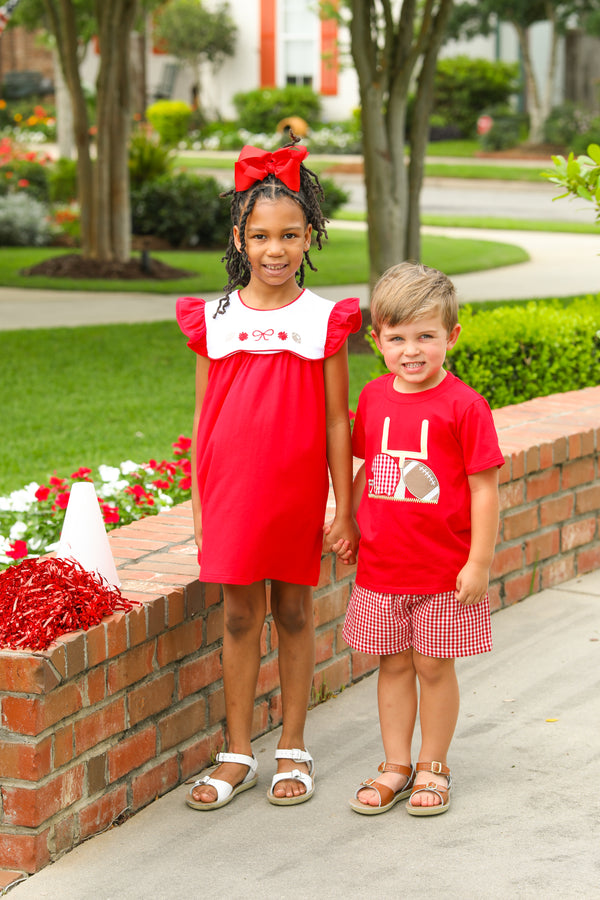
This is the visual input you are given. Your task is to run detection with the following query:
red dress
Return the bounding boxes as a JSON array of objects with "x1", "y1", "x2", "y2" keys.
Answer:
[{"x1": 176, "y1": 290, "x2": 361, "y2": 586}]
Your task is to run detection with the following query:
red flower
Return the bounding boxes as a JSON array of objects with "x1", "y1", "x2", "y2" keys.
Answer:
[
  {"x1": 7, "y1": 540, "x2": 28, "y2": 560},
  {"x1": 172, "y1": 435, "x2": 191, "y2": 456},
  {"x1": 153, "y1": 478, "x2": 171, "y2": 490},
  {"x1": 179, "y1": 476, "x2": 192, "y2": 490},
  {"x1": 55, "y1": 492, "x2": 71, "y2": 510},
  {"x1": 278, "y1": 331, "x2": 288, "y2": 340},
  {"x1": 125, "y1": 484, "x2": 154, "y2": 506},
  {"x1": 35, "y1": 485, "x2": 51, "y2": 501},
  {"x1": 50, "y1": 475, "x2": 67, "y2": 488},
  {"x1": 17, "y1": 178, "x2": 29, "y2": 188},
  {"x1": 239, "y1": 332, "x2": 248, "y2": 341},
  {"x1": 101, "y1": 504, "x2": 120, "y2": 524},
  {"x1": 71, "y1": 467, "x2": 92, "y2": 480}
]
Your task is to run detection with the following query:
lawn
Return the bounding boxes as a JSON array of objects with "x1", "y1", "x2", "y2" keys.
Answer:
[
  {"x1": 0, "y1": 322, "x2": 376, "y2": 495},
  {"x1": 0, "y1": 230, "x2": 528, "y2": 293}
]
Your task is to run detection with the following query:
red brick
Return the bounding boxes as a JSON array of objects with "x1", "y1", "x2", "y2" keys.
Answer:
[
  {"x1": 128, "y1": 605, "x2": 148, "y2": 647},
  {"x1": 208, "y1": 686, "x2": 225, "y2": 726},
  {"x1": 2, "y1": 683, "x2": 82, "y2": 736},
  {"x1": 0, "y1": 735, "x2": 52, "y2": 780},
  {"x1": 540, "y1": 494, "x2": 574, "y2": 527},
  {"x1": 0, "y1": 871, "x2": 27, "y2": 890},
  {"x1": 269, "y1": 691, "x2": 283, "y2": 727},
  {"x1": 78, "y1": 784, "x2": 128, "y2": 841},
  {"x1": 86, "y1": 665, "x2": 106, "y2": 705},
  {"x1": 131, "y1": 756, "x2": 179, "y2": 810},
  {"x1": 167, "y1": 589, "x2": 185, "y2": 627},
  {"x1": 510, "y1": 450, "x2": 525, "y2": 479},
  {"x1": 0, "y1": 829, "x2": 50, "y2": 874},
  {"x1": 74, "y1": 697, "x2": 126, "y2": 754},
  {"x1": 525, "y1": 529, "x2": 560, "y2": 565},
  {"x1": 488, "y1": 583, "x2": 502, "y2": 612},
  {"x1": 502, "y1": 507, "x2": 539, "y2": 541},
  {"x1": 315, "y1": 627, "x2": 335, "y2": 664},
  {"x1": 313, "y1": 656, "x2": 350, "y2": 694},
  {"x1": 575, "y1": 484, "x2": 600, "y2": 515},
  {"x1": 106, "y1": 641, "x2": 154, "y2": 694},
  {"x1": 541, "y1": 555, "x2": 575, "y2": 588},
  {"x1": 59, "y1": 630, "x2": 86, "y2": 677},
  {"x1": 87, "y1": 751, "x2": 107, "y2": 795},
  {"x1": 313, "y1": 585, "x2": 349, "y2": 626},
  {"x1": 490, "y1": 544, "x2": 523, "y2": 578},
  {"x1": 156, "y1": 619, "x2": 203, "y2": 666},
  {"x1": 499, "y1": 480, "x2": 525, "y2": 512},
  {"x1": 146, "y1": 595, "x2": 166, "y2": 638},
  {"x1": 158, "y1": 697, "x2": 206, "y2": 750},
  {"x1": 538, "y1": 442, "x2": 554, "y2": 469},
  {"x1": 577, "y1": 545, "x2": 600, "y2": 573},
  {"x1": 53, "y1": 723, "x2": 74, "y2": 768},
  {"x1": 43, "y1": 643, "x2": 66, "y2": 679},
  {"x1": 206, "y1": 606, "x2": 224, "y2": 644},
  {"x1": 202, "y1": 582, "x2": 222, "y2": 607},
  {"x1": 179, "y1": 729, "x2": 224, "y2": 782},
  {"x1": 256, "y1": 656, "x2": 280, "y2": 695},
  {"x1": 350, "y1": 650, "x2": 378, "y2": 679},
  {"x1": 317, "y1": 554, "x2": 332, "y2": 589},
  {"x1": 526, "y1": 468, "x2": 560, "y2": 502},
  {"x1": 503, "y1": 572, "x2": 538, "y2": 606},
  {"x1": 0, "y1": 653, "x2": 61, "y2": 694},
  {"x1": 563, "y1": 458, "x2": 595, "y2": 489},
  {"x1": 561, "y1": 517, "x2": 597, "y2": 551},
  {"x1": 85, "y1": 622, "x2": 107, "y2": 668},
  {"x1": 185, "y1": 578, "x2": 206, "y2": 616},
  {"x1": 107, "y1": 726, "x2": 156, "y2": 782},
  {"x1": 525, "y1": 446, "x2": 540, "y2": 474},
  {"x1": 251, "y1": 700, "x2": 269, "y2": 738},
  {"x1": 1, "y1": 764, "x2": 84, "y2": 828},
  {"x1": 52, "y1": 812, "x2": 78, "y2": 857},
  {"x1": 128, "y1": 672, "x2": 175, "y2": 725},
  {"x1": 105, "y1": 612, "x2": 128, "y2": 658},
  {"x1": 178, "y1": 649, "x2": 222, "y2": 700}
]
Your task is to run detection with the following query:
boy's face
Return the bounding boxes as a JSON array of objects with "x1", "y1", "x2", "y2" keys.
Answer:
[{"x1": 372, "y1": 313, "x2": 460, "y2": 393}]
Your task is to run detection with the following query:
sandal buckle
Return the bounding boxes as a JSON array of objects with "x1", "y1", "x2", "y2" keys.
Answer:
[{"x1": 431, "y1": 761, "x2": 443, "y2": 774}]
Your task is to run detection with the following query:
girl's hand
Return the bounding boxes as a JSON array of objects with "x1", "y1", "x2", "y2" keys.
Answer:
[
  {"x1": 455, "y1": 561, "x2": 489, "y2": 605},
  {"x1": 323, "y1": 515, "x2": 360, "y2": 565}
]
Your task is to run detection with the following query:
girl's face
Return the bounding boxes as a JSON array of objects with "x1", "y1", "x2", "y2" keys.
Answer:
[{"x1": 233, "y1": 196, "x2": 312, "y2": 300}]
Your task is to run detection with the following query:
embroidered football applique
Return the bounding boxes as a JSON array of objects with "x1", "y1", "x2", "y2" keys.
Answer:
[{"x1": 292, "y1": 332, "x2": 301, "y2": 343}]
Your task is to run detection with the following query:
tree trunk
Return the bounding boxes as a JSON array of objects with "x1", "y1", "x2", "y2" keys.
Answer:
[
  {"x1": 516, "y1": 24, "x2": 544, "y2": 145},
  {"x1": 52, "y1": 46, "x2": 73, "y2": 160}
]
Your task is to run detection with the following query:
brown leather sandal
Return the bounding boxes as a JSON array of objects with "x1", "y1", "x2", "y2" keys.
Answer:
[
  {"x1": 349, "y1": 762, "x2": 415, "y2": 815},
  {"x1": 406, "y1": 761, "x2": 452, "y2": 816}
]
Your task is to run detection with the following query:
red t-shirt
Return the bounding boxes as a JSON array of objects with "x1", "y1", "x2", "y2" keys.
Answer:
[{"x1": 352, "y1": 372, "x2": 505, "y2": 594}]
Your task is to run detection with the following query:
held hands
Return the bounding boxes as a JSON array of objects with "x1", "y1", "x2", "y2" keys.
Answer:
[
  {"x1": 323, "y1": 514, "x2": 360, "y2": 566},
  {"x1": 455, "y1": 560, "x2": 489, "y2": 606}
]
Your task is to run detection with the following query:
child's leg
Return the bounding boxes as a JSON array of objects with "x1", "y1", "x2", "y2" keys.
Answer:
[
  {"x1": 190, "y1": 581, "x2": 266, "y2": 804},
  {"x1": 355, "y1": 648, "x2": 417, "y2": 807},
  {"x1": 269, "y1": 580, "x2": 315, "y2": 799},
  {"x1": 411, "y1": 652, "x2": 459, "y2": 807}
]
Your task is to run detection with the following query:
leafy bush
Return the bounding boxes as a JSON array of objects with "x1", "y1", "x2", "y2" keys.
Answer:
[
  {"x1": 431, "y1": 57, "x2": 520, "y2": 138},
  {"x1": 0, "y1": 158, "x2": 49, "y2": 201},
  {"x1": 48, "y1": 157, "x2": 78, "y2": 203},
  {"x1": 131, "y1": 172, "x2": 230, "y2": 247},
  {"x1": 319, "y1": 177, "x2": 350, "y2": 219},
  {"x1": 368, "y1": 297, "x2": 600, "y2": 409},
  {"x1": 0, "y1": 193, "x2": 51, "y2": 246},
  {"x1": 233, "y1": 86, "x2": 322, "y2": 133},
  {"x1": 128, "y1": 131, "x2": 174, "y2": 189},
  {"x1": 543, "y1": 102, "x2": 595, "y2": 147},
  {"x1": 146, "y1": 100, "x2": 193, "y2": 146},
  {"x1": 478, "y1": 106, "x2": 526, "y2": 151}
]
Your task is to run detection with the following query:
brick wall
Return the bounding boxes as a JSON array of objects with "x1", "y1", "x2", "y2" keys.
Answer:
[
  {"x1": 0, "y1": 386, "x2": 598, "y2": 884},
  {"x1": 0, "y1": 29, "x2": 54, "y2": 81}
]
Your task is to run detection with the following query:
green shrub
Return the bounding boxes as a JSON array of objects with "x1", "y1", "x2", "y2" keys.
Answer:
[
  {"x1": 319, "y1": 177, "x2": 350, "y2": 219},
  {"x1": 543, "y1": 102, "x2": 595, "y2": 146},
  {"x1": 478, "y1": 106, "x2": 526, "y2": 151},
  {"x1": 368, "y1": 297, "x2": 600, "y2": 409},
  {"x1": 146, "y1": 100, "x2": 193, "y2": 146},
  {"x1": 128, "y1": 131, "x2": 174, "y2": 189},
  {"x1": 233, "y1": 86, "x2": 322, "y2": 133},
  {"x1": 131, "y1": 172, "x2": 230, "y2": 248},
  {"x1": 0, "y1": 193, "x2": 51, "y2": 246},
  {"x1": 572, "y1": 119, "x2": 600, "y2": 155},
  {"x1": 431, "y1": 57, "x2": 520, "y2": 138},
  {"x1": 48, "y1": 157, "x2": 78, "y2": 203},
  {"x1": 0, "y1": 159, "x2": 49, "y2": 202}
]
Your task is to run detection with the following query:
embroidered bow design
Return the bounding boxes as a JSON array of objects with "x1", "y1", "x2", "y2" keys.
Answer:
[
  {"x1": 252, "y1": 329, "x2": 275, "y2": 341},
  {"x1": 234, "y1": 145, "x2": 309, "y2": 192}
]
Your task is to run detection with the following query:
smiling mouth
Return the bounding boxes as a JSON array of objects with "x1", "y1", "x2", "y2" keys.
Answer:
[
  {"x1": 264, "y1": 263, "x2": 287, "y2": 271},
  {"x1": 403, "y1": 362, "x2": 424, "y2": 369}
]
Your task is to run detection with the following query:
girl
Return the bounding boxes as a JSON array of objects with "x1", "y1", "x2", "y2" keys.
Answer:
[{"x1": 176, "y1": 141, "x2": 361, "y2": 810}]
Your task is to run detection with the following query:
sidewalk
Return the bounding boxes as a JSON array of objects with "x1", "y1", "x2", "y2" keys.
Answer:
[
  {"x1": 9, "y1": 569, "x2": 600, "y2": 898},
  {"x1": 1, "y1": 228, "x2": 599, "y2": 331}
]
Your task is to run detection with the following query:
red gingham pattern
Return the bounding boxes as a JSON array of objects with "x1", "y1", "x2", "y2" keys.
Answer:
[
  {"x1": 371, "y1": 453, "x2": 400, "y2": 497},
  {"x1": 343, "y1": 584, "x2": 492, "y2": 658}
]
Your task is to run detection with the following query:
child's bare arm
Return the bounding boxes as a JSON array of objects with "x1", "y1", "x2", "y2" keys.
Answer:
[
  {"x1": 328, "y1": 464, "x2": 365, "y2": 562},
  {"x1": 322, "y1": 345, "x2": 360, "y2": 561},
  {"x1": 190, "y1": 356, "x2": 210, "y2": 550},
  {"x1": 455, "y1": 467, "x2": 500, "y2": 605}
]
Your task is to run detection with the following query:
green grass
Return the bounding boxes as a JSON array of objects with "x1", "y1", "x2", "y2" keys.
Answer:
[
  {"x1": 0, "y1": 231, "x2": 527, "y2": 293},
  {"x1": 0, "y1": 321, "x2": 375, "y2": 495},
  {"x1": 334, "y1": 210, "x2": 599, "y2": 234},
  {"x1": 424, "y1": 162, "x2": 543, "y2": 182}
]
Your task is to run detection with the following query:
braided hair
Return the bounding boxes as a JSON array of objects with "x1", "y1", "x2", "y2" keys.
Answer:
[{"x1": 214, "y1": 136, "x2": 328, "y2": 318}]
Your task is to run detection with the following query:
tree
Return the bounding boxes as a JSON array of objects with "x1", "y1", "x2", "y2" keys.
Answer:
[
  {"x1": 343, "y1": 0, "x2": 454, "y2": 283},
  {"x1": 153, "y1": 0, "x2": 236, "y2": 112},
  {"x1": 451, "y1": 1, "x2": 600, "y2": 146},
  {"x1": 12, "y1": 0, "x2": 161, "y2": 262}
]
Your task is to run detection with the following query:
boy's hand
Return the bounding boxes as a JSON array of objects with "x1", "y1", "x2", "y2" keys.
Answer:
[
  {"x1": 323, "y1": 515, "x2": 360, "y2": 565},
  {"x1": 455, "y1": 560, "x2": 489, "y2": 605}
]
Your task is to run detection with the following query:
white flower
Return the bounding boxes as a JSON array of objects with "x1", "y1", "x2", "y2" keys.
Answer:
[
  {"x1": 120, "y1": 460, "x2": 142, "y2": 475},
  {"x1": 98, "y1": 464, "x2": 121, "y2": 483},
  {"x1": 10, "y1": 521, "x2": 27, "y2": 540}
]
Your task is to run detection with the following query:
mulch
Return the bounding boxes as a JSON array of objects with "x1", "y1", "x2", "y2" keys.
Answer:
[{"x1": 20, "y1": 252, "x2": 192, "y2": 281}]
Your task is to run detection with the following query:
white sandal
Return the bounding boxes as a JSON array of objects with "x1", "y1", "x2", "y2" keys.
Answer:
[
  {"x1": 267, "y1": 748, "x2": 315, "y2": 806},
  {"x1": 186, "y1": 751, "x2": 258, "y2": 811}
]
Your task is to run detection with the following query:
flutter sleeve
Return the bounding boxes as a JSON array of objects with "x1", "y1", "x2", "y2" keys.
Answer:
[
  {"x1": 324, "y1": 296, "x2": 362, "y2": 358},
  {"x1": 176, "y1": 296, "x2": 208, "y2": 356}
]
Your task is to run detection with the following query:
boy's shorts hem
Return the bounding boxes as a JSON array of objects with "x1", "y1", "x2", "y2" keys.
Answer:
[{"x1": 342, "y1": 583, "x2": 493, "y2": 658}]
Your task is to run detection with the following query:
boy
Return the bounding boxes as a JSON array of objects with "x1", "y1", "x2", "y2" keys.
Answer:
[{"x1": 338, "y1": 262, "x2": 504, "y2": 816}]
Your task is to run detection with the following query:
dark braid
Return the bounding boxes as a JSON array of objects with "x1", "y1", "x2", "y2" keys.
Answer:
[{"x1": 219, "y1": 137, "x2": 329, "y2": 301}]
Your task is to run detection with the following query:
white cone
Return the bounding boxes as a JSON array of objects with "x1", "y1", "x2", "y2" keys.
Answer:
[{"x1": 56, "y1": 481, "x2": 121, "y2": 588}]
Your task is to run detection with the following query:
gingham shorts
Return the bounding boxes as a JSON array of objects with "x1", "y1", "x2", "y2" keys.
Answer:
[{"x1": 343, "y1": 584, "x2": 492, "y2": 658}]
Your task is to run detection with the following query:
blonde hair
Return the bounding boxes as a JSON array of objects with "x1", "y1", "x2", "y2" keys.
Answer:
[{"x1": 370, "y1": 262, "x2": 458, "y2": 335}]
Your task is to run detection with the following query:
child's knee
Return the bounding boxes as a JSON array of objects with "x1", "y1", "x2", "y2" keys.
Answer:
[
  {"x1": 413, "y1": 652, "x2": 455, "y2": 684},
  {"x1": 271, "y1": 586, "x2": 312, "y2": 634}
]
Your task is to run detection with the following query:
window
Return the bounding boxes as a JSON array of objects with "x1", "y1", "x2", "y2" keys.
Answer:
[{"x1": 280, "y1": 0, "x2": 317, "y2": 88}]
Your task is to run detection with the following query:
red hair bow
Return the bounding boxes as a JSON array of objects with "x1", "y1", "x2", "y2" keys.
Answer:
[{"x1": 234, "y1": 145, "x2": 309, "y2": 192}]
